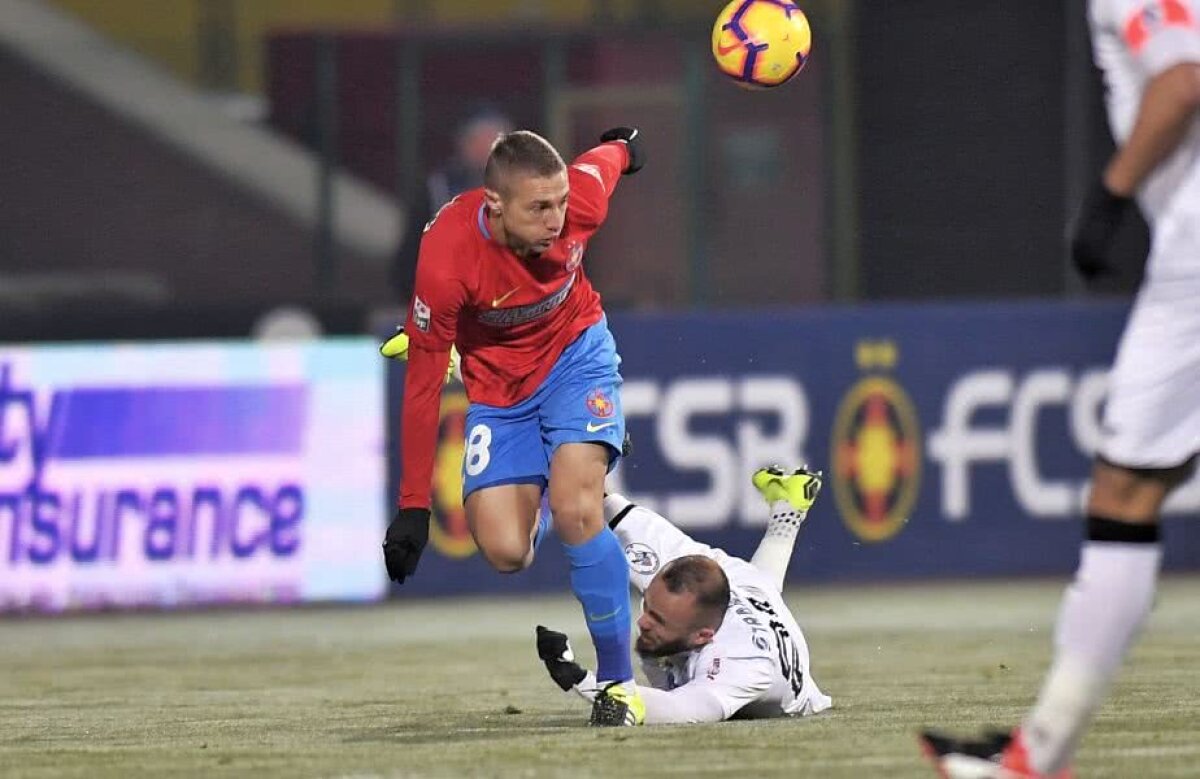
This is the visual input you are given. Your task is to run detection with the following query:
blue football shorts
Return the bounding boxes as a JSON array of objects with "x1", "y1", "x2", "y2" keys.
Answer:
[{"x1": 461, "y1": 318, "x2": 625, "y2": 498}]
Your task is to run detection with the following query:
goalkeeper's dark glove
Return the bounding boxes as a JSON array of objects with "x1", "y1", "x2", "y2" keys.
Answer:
[
  {"x1": 1069, "y1": 179, "x2": 1135, "y2": 281},
  {"x1": 536, "y1": 625, "x2": 588, "y2": 691},
  {"x1": 383, "y1": 507, "x2": 430, "y2": 584},
  {"x1": 599, "y1": 127, "x2": 644, "y2": 175}
]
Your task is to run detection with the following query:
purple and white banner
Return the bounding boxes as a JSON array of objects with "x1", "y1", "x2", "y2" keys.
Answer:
[{"x1": 0, "y1": 339, "x2": 386, "y2": 612}]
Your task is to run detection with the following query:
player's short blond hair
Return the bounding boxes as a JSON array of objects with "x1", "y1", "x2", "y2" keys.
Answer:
[{"x1": 484, "y1": 130, "x2": 566, "y2": 195}]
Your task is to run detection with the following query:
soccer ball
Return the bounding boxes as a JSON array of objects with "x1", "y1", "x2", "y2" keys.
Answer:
[{"x1": 711, "y1": 0, "x2": 812, "y2": 89}]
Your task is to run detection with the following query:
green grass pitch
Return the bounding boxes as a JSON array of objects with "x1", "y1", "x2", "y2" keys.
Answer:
[{"x1": 3, "y1": 578, "x2": 1199, "y2": 777}]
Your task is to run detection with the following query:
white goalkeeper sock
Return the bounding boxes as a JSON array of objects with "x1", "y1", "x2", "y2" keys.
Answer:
[
  {"x1": 751, "y1": 501, "x2": 808, "y2": 590},
  {"x1": 1024, "y1": 538, "x2": 1161, "y2": 773}
]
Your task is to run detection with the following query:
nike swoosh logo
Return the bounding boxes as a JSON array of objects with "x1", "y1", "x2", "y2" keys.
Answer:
[
  {"x1": 587, "y1": 608, "x2": 620, "y2": 622},
  {"x1": 716, "y1": 40, "x2": 741, "y2": 56},
  {"x1": 491, "y1": 286, "x2": 521, "y2": 308},
  {"x1": 586, "y1": 421, "x2": 616, "y2": 433}
]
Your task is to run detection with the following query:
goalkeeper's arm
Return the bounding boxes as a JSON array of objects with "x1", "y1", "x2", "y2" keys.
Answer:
[{"x1": 536, "y1": 626, "x2": 763, "y2": 725}]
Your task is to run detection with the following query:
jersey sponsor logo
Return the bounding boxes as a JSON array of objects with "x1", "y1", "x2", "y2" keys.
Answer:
[
  {"x1": 586, "y1": 388, "x2": 615, "y2": 418},
  {"x1": 413, "y1": 296, "x2": 432, "y2": 332},
  {"x1": 624, "y1": 542, "x2": 660, "y2": 575},
  {"x1": 566, "y1": 240, "x2": 584, "y2": 272},
  {"x1": 475, "y1": 273, "x2": 575, "y2": 327},
  {"x1": 1124, "y1": 0, "x2": 1195, "y2": 53},
  {"x1": 428, "y1": 391, "x2": 476, "y2": 559},
  {"x1": 586, "y1": 421, "x2": 616, "y2": 433},
  {"x1": 830, "y1": 340, "x2": 921, "y2": 543},
  {"x1": 491, "y1": 285, "x2": 521, "y2": 308}
]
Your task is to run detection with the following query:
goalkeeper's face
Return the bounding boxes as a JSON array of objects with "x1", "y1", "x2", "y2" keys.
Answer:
[
  {"x1": 486, "y1": 170, "x2": 569, "y2": 258},
  {"x1": 634, "y1": 578, "x2": 717, "y2": 658}
]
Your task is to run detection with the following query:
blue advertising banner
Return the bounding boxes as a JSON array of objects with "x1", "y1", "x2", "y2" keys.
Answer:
[
  {"x1": 1, "y1": 338, "x2": 387, "y2": 612},
  {"x1": 385, "y1": 300, "x2": 1200, "y2": 596}
]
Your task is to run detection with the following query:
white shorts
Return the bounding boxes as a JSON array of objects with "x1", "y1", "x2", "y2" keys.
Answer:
[{"x1": 1100, "y1": 276, "x2": 1200, "y2": 469}]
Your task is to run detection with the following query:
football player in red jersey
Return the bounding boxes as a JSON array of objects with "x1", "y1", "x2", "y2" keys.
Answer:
[{"x1": 383, "y1": 127, "x2": 647, "y2": 725}]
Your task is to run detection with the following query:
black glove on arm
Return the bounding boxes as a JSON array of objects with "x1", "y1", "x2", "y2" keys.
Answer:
[
  {"x1": 599, "y1": 127, "x2": 645, "y2": 175},
  {"x1": 383, "y1": 507, "x2": 430, "y2": 583},
  {"x1": 536, "y1": 625, "x2": 588, "y2": 691},
  {"x1": 1070, "y1": 179, "x2": 1135, "y2": 281}
]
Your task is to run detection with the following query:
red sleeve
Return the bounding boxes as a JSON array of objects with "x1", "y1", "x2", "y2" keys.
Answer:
[
  {"x1": 398, "y1": 222, "x2": 467, "y2": 508},
  {"x1": 568, "y1": 142, "x2": 630, "y2": 230},
  {"x1": 399, "y1": 344, "x2": 451, "y2": 508},
  {"x1": 405, "y1": 219, "x2": 466, "y2": 351}
]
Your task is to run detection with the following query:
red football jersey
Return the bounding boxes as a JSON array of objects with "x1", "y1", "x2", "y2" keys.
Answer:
[{"x1": 399, "y1": 141, "x2": 629, "y2": 508}]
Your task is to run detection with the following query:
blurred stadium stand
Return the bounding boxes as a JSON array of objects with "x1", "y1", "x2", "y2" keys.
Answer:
[
  {"x1": 0, "y1": 0, "x2": 1145, "y2": 339},
  {"x1": 0, "y1": 0, "x2": 398, "y2": 340}
]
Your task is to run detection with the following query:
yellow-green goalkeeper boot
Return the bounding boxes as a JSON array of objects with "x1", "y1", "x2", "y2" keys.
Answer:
[
  {"x1": 589, "y1": 682, "x2": 645, "y2": 727},
  {"x1": 750, "y1": 466, "x2": 823, "y2": 589},
  {"x1": 751, "y1": 465, "x2": 822, "y2": 512}
]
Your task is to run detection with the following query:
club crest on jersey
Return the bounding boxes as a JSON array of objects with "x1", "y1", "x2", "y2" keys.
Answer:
[
  {"x1": 706, "y1": 658, "x2": 722, "y2": 681},
  {"x1": 565, "y1": 240, "x2": 584, "y2": 272},
  {"x1": 624, "y1": 542, "x2": 660, "y2": 575},
  {"x1": 585, "y1": 388, "x2": 614, "y2": 418},
  {"x1": 413, "y1": 296, "x2": 431, "y2": 332}
]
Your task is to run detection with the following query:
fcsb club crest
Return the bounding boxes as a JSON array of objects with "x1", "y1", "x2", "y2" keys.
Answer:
[
  {"x1": 429, "y1": 391, "x2": 476, "y2": 558},
  {"x1": 585, "y1": 388, "x2": 614, "y2": 418},
  {"x1": 565, "y1": 240, "x2": 584, "y2": 272},
  {"x1": 830, "y1": 341, "x2": 922, "y2": 543}
]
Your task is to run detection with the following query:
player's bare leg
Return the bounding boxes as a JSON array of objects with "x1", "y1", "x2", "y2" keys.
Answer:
[
  {"x1": 1017, "y1": 458, "x2": 1192, "y2": 774},
  {"x1": 750, "y1": 466, "x2": 823, "y2": 591},
  {"x1": 465, "y1": 482, "x2": 542, "y2": 573},
  {"x1": 549, "y1": 442, "x2": 642, "y2": 725},
  {"x1": 548, "y1": 443, "x2": 608, "y2": 546}
]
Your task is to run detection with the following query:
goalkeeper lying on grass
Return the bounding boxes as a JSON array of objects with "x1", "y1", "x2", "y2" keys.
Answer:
[
  {"x1": 381, "y1": 333, "x2": 831, "y2": 725},
  {"x1": 536, "y1": 467, "x2": 833, "y2": 725}
]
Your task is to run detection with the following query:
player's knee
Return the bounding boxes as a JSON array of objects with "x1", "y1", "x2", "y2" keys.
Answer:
[
  {"x1": 1087, "y1": 458, "x2": 1190, "y2": 520},
  {"x1": 548, "y1": 493, "x2": 604, "y2": 543},
  {"x1": 477, "y1": 540, "x2": 533, "y2": 574}
]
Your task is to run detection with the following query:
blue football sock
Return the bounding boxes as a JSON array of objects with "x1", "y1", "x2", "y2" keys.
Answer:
[
  {"x1": 532, "y1": 495, "x2": 552, "y2": 553},
  {"x1": 562, "y1": 526, "x2": 633, "y2": 683}
]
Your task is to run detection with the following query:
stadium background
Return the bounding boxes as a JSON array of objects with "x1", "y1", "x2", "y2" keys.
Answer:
[{"x1": 2, "y1": 1, "x2": 1197, "y2": 777}]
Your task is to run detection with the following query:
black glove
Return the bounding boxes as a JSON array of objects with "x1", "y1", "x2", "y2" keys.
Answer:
[
  {"x1": 382, "y1": 507, "x2": 430, "y2": 583},
  {"x1": 1070, "y1": 180, "x2": 1135, "y2": 281},
  {"x1": 599, "y1": 127, "x2": 644, "y2": 175},
  {"x1": 536, "y1": 625, "x2": 588, "y2": 691}
]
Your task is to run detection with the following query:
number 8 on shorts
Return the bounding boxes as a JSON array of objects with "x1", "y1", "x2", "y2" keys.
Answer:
[{"x1": 464, "y1": 424, "x2": 492, "y2": 477}]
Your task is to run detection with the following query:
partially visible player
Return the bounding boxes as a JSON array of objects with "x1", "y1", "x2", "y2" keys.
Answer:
[
  {"x1": 536, "y1": 467, "x2": 833, "y2": 725},
  {"x1": 922, "y1": 1, "x2": 1200, "y2": 775},
  {"x1": 381, "y1": 126, "x2": 648, "y2": 726}
]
